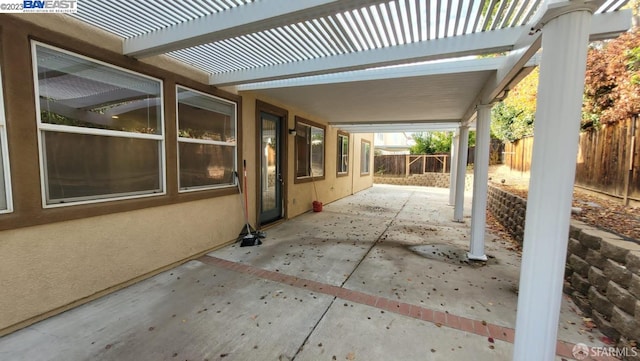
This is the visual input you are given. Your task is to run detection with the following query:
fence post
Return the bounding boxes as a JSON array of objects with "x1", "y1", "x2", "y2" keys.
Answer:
[
  {"x1": 624, "y1": 116, "x2": 637, "y2": 205},
  {"x1": 443, "y1": 155, "x2": 447, "y2": 173},
  {"x1": 405, "y1": 154, "x2": 410, "y2": 177},
  {"x1": 521, "y1": 138, "x2": 525, "y2": 175},
  {"x1": 510, "y1": 142, "x2": 515, "y2": 169}
]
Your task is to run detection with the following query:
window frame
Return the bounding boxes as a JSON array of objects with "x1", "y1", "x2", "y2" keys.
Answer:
[
  {"x1": 337, "y1": 131, "x2": 349, "y2": 177},
  {"x1": 360, "y1": 139, "x2": 371, "y2": 175},
  {"x1": 176, "y1": 85, "x2": 238, "y2": 193},
  {"x1": 0, "y1": 66, "x2": 12, "y2": 214},
  {"x1": 294, "y1": 116, "x2": 325, "y2": 183},
  {"x1": 32, "y1": 41, "x2": 166, "y2": 208}
]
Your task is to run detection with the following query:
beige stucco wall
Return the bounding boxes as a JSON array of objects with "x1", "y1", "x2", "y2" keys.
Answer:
[
  {"x1": 0, "y1": 196, "x2": 243, "y2": 334},
  {"x1": 0, "y1": 14, "x2": 373, "y2": 336},
  {"x1": 352, "y1": 134, "x2": 375, "y2": 194},
  {"x1": 0, "y1": 14, "x2": 242, "y2": 335},
  {"x1": 240, "y1": 92, "x2": 374, "y2": 220}
]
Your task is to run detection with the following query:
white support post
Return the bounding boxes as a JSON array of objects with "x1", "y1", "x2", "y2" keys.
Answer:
[
  {"x1": 469, "y1": 105, "x2": 491, "y2": 261},
  {"x1": 513, "y1": 8, "x2": 593, "y2": 361},
  {"x1": 453, "y1": 126, "x2": 469, "y2": 222},
  {"x1": 448, "y1": 130, "x2": 459, "y2": 206}
]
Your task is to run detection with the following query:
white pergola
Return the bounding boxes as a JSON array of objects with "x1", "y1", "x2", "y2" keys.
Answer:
[{"x1": 72, "y1": 1, "x2": 631, "y2": 359}]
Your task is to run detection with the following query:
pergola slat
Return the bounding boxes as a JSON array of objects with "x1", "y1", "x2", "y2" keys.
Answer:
[{"x1": 69, "y1": 0, "x2": 629, "y2": 83}]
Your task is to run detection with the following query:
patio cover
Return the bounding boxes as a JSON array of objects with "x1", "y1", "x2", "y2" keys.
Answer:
[
  {"x1": 71, "y1": 0, "x2": 630, "y2": 133},
  {"x1": 68, "y1": 1, "x2": 632, "y2": 360}
]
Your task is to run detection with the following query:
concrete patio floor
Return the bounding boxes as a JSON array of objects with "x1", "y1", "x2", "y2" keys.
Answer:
[{"x1": 0, "y1": 184, "x2": 615, "y2": 361}]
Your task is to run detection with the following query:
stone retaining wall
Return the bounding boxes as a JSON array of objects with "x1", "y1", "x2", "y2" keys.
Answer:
[
  {"x1": 487, "y1": 185, "x2": 640, "y2": 349},
  {"x1": 487, "y1": 185, "x2": 527, "y2": 244},
  {"x1": 374, "y1": 173, "x2": 473, "y2": 190},
  {"x1": 565, "y1": 222, "x2": 640, "y2": 347}
]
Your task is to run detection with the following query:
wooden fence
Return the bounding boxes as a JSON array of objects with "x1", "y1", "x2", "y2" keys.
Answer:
[
  {"x1": 374, "y1": 140, "x2": 504, "y2": 176},
  {"x1": 503, "y1": 136, "x2": 534, "y2": 172},
  {"x1": 575, "y1": 118, "x2": 639, "y2": 203},
  {"x1": 374, "y1": 154, "x2": 450, "y2": 176},
  {"x1": 504, "y1": 118, "x2": 639, "y2": 203}
]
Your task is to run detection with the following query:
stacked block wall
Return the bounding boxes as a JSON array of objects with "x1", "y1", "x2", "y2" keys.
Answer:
[
  {"x1": 374, "y1": 173, "x2": 473, "y2": 190},
  {"x1": 487, "y1": 185, "x2": 640, "y2": 350}
]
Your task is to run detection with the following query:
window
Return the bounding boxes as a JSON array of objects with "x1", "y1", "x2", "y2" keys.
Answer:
[
  {"x1": 177, "y1": 86, "x2": 236, "y2": 191},
  {"x1": 337, "y1": 132, "x2": 349, "y2": 176},
  {"x1": 361, "y1": 140, "x2": 371, "y2": 175},
  {"x1": 0, "y1": 67, "x2": 11, "y2": 214},
  {"x1": 33, "y1": 42, "x2": 164, "y2": 206},
  {"x1": 295, "y1": 117, "x2": 325, "y2": 181}
]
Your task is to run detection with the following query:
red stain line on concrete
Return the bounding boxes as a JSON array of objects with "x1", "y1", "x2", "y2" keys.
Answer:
[{"x1": 198, "y1": 255, "x2": 614, "y2": 361}]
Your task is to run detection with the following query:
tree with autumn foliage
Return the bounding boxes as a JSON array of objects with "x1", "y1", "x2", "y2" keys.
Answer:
[
  {"x1": 583, "y1": 29, "x2": 640, "y2": 129},
  {"x1": 492, "y1": 25, "x2": 640, "y2": 140},
  {"x1": 491, "y1": 68, "x2": 538, "y2": 142}
]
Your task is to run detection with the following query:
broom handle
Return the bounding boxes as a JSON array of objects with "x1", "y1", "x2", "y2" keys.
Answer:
[
  {"x1": 310, "y1": 168, "x2": 319, "y2": 201},
  {"x1": 243, "y1": 160, "x2": 252, "y2": 234}
]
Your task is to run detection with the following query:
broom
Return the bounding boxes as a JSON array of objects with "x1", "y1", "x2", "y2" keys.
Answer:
[
  {"x1": 235, "y1": 161, "x2": 263, "y2": 247},
  {"x1": 310, "y1": 168, "x2": 322, "y2": 212}
]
